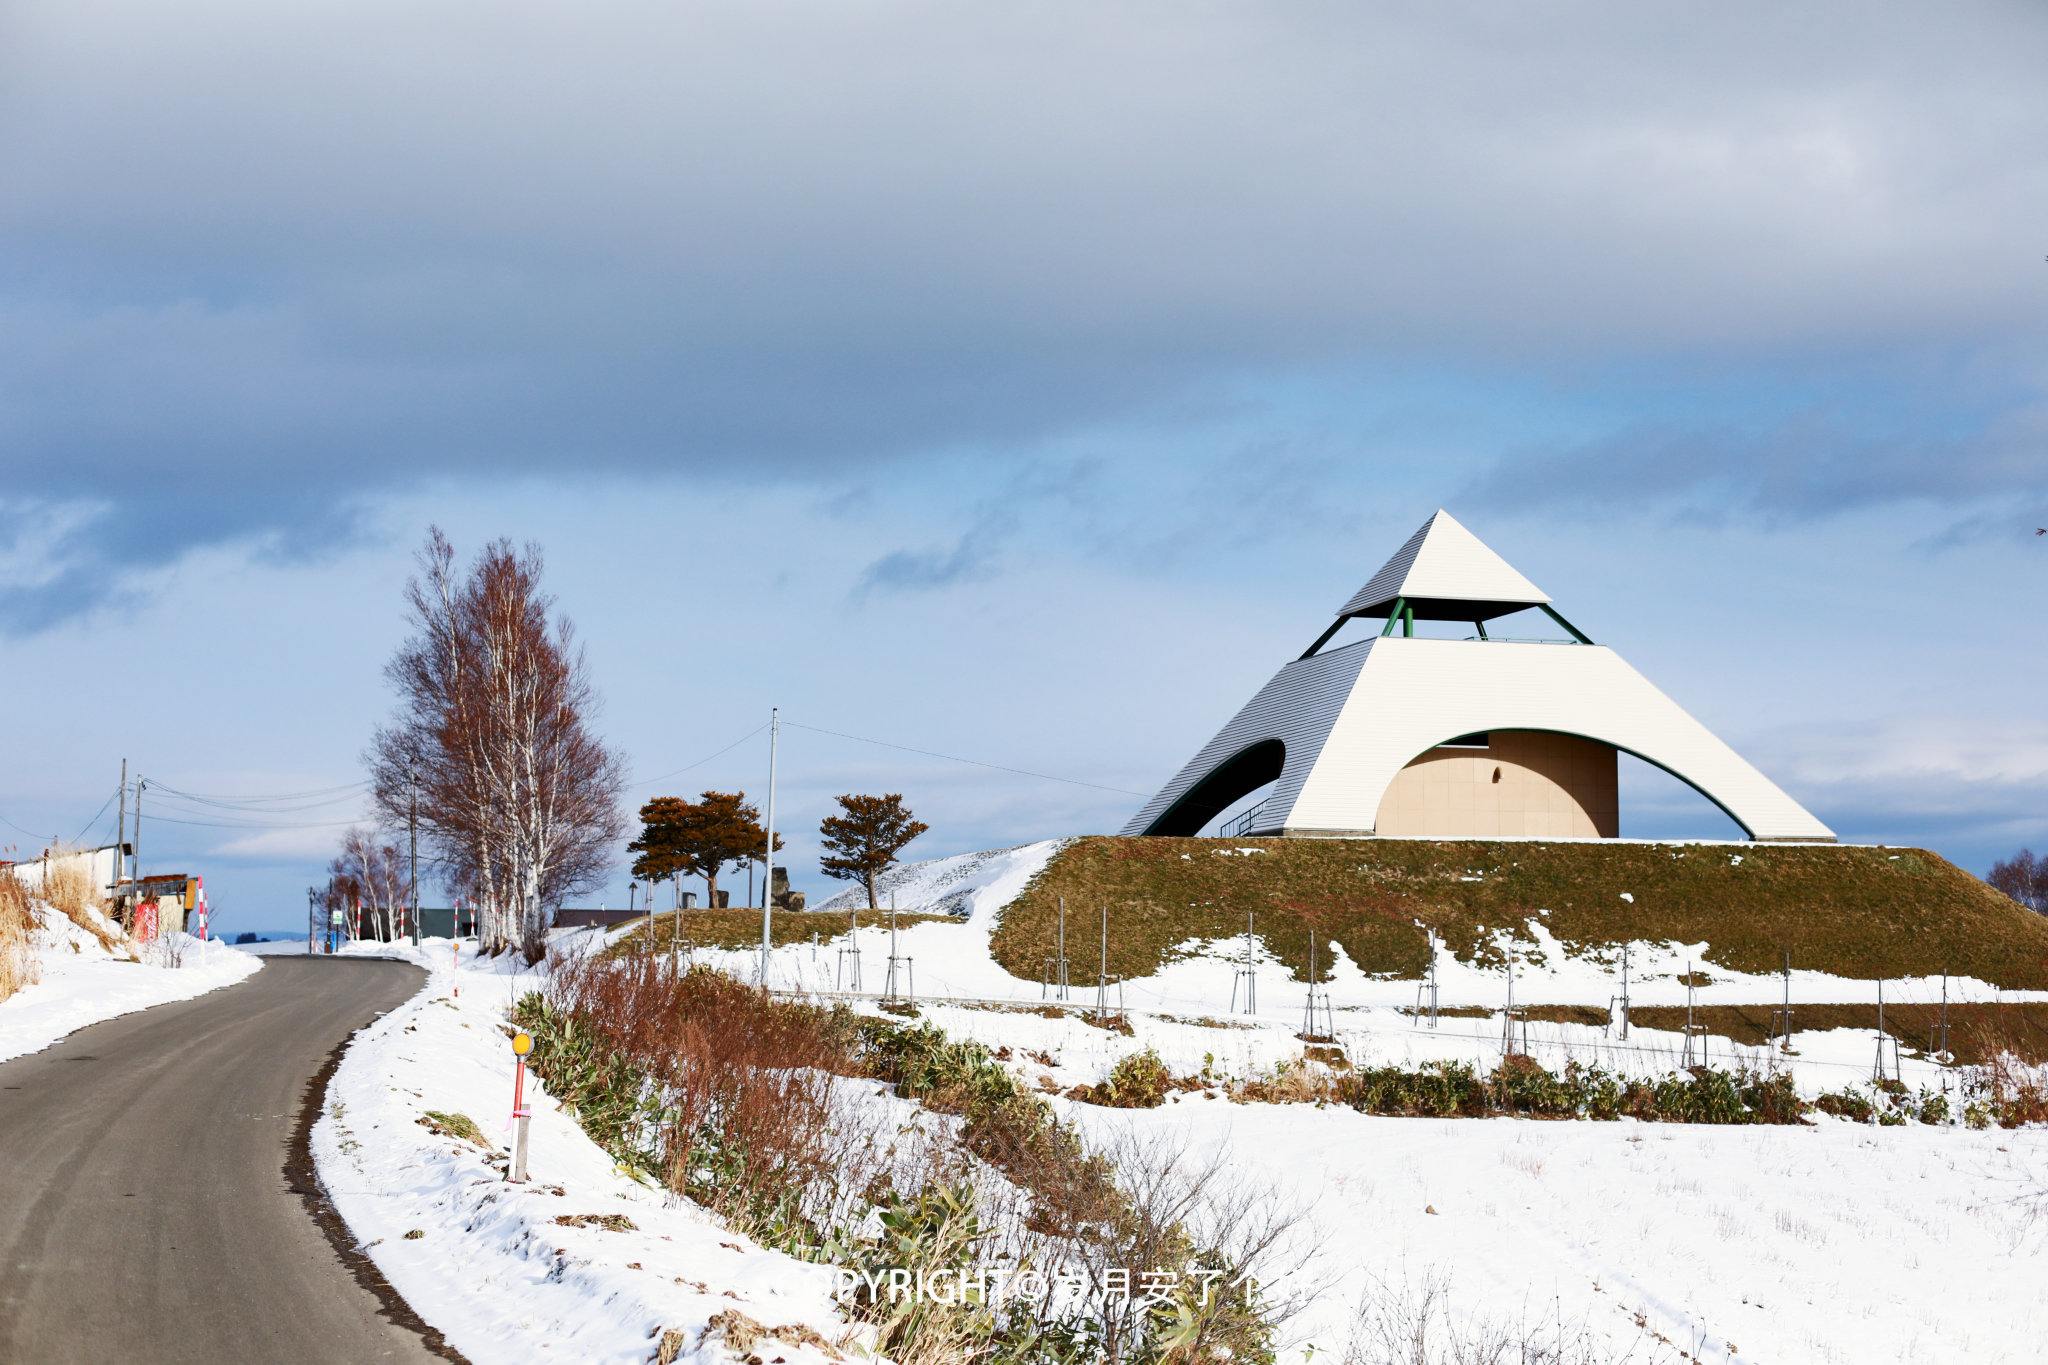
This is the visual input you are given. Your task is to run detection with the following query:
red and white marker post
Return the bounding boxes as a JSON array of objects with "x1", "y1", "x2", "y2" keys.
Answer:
[{"x1": 507, "y1": 1030, "x2": 533, "y2": 1182}]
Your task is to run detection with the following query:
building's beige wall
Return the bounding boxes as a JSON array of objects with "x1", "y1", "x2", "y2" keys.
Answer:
[{"x1": 1373, "y1": 730, "x2": 1618, "y2": 838}]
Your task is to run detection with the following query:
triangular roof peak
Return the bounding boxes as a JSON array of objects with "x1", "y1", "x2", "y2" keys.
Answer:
[{"x1": 1338, "y1": 510, "x2": 1551, "y2": 621}]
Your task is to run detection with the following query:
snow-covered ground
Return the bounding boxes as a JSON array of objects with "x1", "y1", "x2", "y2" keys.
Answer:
[
  {"x1": 312, "y1": 935, "x2": 875, "y2": 1365},
  {"x1": 304, "y1": 846, "x2": 2048, "y2": 1365},
  {"x1": 1063, "y1": 1095, "x2": 2048, "y2": 1364},
  {"x1": 0, "y1": 903, "x2": 260, "y2": 1064}
]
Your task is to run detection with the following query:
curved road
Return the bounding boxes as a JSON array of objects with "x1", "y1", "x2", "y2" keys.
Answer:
[{"x1": 0, "y1": 955, "x2": 448, "y2": 1364}]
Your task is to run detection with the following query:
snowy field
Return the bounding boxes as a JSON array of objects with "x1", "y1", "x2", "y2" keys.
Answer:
[
  {"x1": 1063, "y1": 1090, "x2": 2048, "y2": 1364},
  {"x1": 286, "y1": 843, "x2": 2048, "y2": 1365},
  {"x1": 0, "y1": 904, "x2": 260, "y2": 1064}
]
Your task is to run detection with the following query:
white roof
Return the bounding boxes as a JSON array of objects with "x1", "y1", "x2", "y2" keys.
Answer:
[
  {"x1": 1120, "y1": 636, "x2": 1836, "y2": 842},
  {"x1": 1338, "y1": 510, "x2": 1550, "y2": 617}
]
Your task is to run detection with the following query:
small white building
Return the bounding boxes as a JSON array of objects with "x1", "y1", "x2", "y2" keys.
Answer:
[{"x1": 1121, "y1": 510, "x2": 1834, "y2": 843}]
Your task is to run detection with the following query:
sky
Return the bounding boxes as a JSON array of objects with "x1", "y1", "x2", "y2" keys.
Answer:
[{"x1": 3, "y1": 0, "x2": 2046, "y2": 935}]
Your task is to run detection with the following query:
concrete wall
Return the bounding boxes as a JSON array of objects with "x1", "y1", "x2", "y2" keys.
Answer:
[
  {"x1": 1372, "y1": 730, "x2": 1618, "y2": 838},
  {"x1": 3, "y1": 845, "x2": 123, "y2": 898}
]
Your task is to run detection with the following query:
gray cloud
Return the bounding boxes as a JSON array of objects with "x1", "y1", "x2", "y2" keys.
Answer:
[
  {"x1": 854, "y1": 533, "x2": 1001, "y2": 596},
  {"x1": 1461, "y1": 367, "x2": 2048, "y2": 523},
  {"x1": 4, "y1": 0, "x2": 2047, "y2": 616}
]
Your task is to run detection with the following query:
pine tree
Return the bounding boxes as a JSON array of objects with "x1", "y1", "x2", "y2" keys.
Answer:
[
  {"x1": 630, "y1": 792, "x2": 781, "y2": 910},
  {"x1": 817, "y1": 794, "x2": 929, "y2": 910}
]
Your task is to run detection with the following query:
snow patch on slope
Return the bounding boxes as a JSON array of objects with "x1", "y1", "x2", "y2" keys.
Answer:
[{"x1": 809, "y1": 839, "x2": 1068, "y2": 924}]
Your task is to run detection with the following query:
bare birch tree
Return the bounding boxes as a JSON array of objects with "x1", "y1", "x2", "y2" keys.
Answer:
[
  {"x1": 328, "y1": 827, "x2": 409, "y2": 940},
  {"x1": 369, "y1": 528, "x2": 627, "y2": 961}
]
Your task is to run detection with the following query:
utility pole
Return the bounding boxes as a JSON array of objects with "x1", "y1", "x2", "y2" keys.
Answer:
[
  {"x1": 132, "y1": 779, "x2": 144, "y2": 885},
  {"x1": 760, "y1": 707, "x2": 778, "y2": 989},
  {"x1": 116, "y1": 759, "x2": 127, "y2": 889},
  {"x1": 408, "y1": 753, "x2": 421, "y2": 947}
]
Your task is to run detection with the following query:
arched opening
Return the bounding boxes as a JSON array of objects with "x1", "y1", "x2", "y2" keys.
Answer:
[
  {"x1": 1374, "y1": 727, "x2": 1758, "y2": 840},
  {"x1": 1617, "y1": 751, "x2": 1747, "y2": 840},
  {"x1": 1140, "y1": 739, "x2": 1286, "y2": 836}
]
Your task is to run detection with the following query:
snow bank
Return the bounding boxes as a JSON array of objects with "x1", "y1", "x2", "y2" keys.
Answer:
[
  {"x1": 312, "y1": 936, "x2": 872, "y2": 1365},
  {"x1": 0, "y1": 904, "x2": 261, "y2": 1064}
]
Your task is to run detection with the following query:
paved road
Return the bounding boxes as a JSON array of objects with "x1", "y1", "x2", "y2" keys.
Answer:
[{"x1": 0, "y1": 955, "x2": 449, "y2": 1364}]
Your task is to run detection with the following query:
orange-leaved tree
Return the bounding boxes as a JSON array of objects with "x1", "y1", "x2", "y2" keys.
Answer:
[
  {"x1": 630, "y1": 792, "x2": 781, "y2": 910},
  {"x1": 817, "y1": 794, "x2": 929, "y2": 911}
]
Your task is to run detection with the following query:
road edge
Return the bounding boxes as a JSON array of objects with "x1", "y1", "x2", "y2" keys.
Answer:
[{"x1": 282, "y1": 962, "x2": 473, "y2": 1365}]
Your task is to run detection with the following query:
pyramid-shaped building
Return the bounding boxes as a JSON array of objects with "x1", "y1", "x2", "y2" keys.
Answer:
[{"x1": 1121, "y1": 511, "x2": 1833, "y2": 842}]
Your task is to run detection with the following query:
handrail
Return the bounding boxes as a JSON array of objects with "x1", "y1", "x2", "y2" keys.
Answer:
[
  {"x1": 1460, "y1": 636, "x2": 1578, "y2": 644},
  {"x1": 1219, "y1": 799, "x2": 1270, "y2": 838}
]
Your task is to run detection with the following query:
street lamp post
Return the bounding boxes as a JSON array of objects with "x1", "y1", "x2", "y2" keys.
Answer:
[{"x1": 408, "y1": 755, "x2": 421, "y2": 947}]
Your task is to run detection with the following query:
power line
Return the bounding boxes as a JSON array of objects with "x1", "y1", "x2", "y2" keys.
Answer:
[
  {"x1": 134, "y1": 812, "x2": 366, "y2": 831},
  {"x1": 71, "y1": 789, "x2": 119, "y2": 845},
  {"x1": 780, "y1": 720, "x2": 1146, "y2": 797},
  {"x1": 147, "y1": 779, "x2": 370, "y2": 801},
  {"x1": 630, "y1": 724, "x2": 768, "y2": 790},
  {"x1": 0, "y1": 809, "x2": 56, "y2": 843},
  {"x1": 147, "y1": 781, "x2": 372, "y2": 813}
]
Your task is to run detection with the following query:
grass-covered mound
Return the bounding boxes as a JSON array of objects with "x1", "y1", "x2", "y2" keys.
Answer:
[
  {"x1": 989, "y1": 836, "x2": 2048, "y2": 990},
  {"x1": 607, "y1": 906, "x2": 956, "y2": 954}
]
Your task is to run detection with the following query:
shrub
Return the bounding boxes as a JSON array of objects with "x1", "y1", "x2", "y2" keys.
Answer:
[
  {"x1": 861, "y1": 1019, "x2": 1026, "y2": 1117},
  {"x1": 1334, "y1": 1057, "x2": 1809, "y2": 1126},
  {"x1": 521, "y1": 952, "x2": 1306, "y2": 1365},
  {"x1": 1811, "y1": 1082, "x2": 1967, "y2": 1127},
  {"x1": 1066, "y1": 1049, "x2": 1173, "y2": 1109},
  {"x1": 1343, "y1": 1061, "x2": 1487, "y2": 1117},
  {"x1": 1961, "y1": 1053, "x2": 2048, "y2": 1128}
]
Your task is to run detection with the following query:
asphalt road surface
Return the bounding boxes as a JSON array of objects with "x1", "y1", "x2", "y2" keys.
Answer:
[{"x1": 0, "y1": 954, "x2": 450, "y2": 1364}]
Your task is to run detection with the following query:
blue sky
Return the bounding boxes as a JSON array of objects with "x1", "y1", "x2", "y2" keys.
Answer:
[{"x1": 3, "y1": 0, "x2": 2046, "y2": 933}]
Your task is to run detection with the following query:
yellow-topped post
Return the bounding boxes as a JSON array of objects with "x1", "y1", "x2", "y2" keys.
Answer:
[{"x1": 509, "y1": 1031, "x2": 533, "y2": 1182}]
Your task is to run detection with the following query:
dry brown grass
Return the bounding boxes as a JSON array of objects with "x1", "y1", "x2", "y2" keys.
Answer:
[
  {"x1": 41, "y1": 852, "x2": 127, "y2": 955},
  {"x1": 992, "y1": 836, "x2": 2048, "y2": 989},
  {"x1": 0, "y1": 872, "x2": 41, "y2": 1003},
  {"x1": 527, "y1": 949, "x2": 928, "y2": 1242}
]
